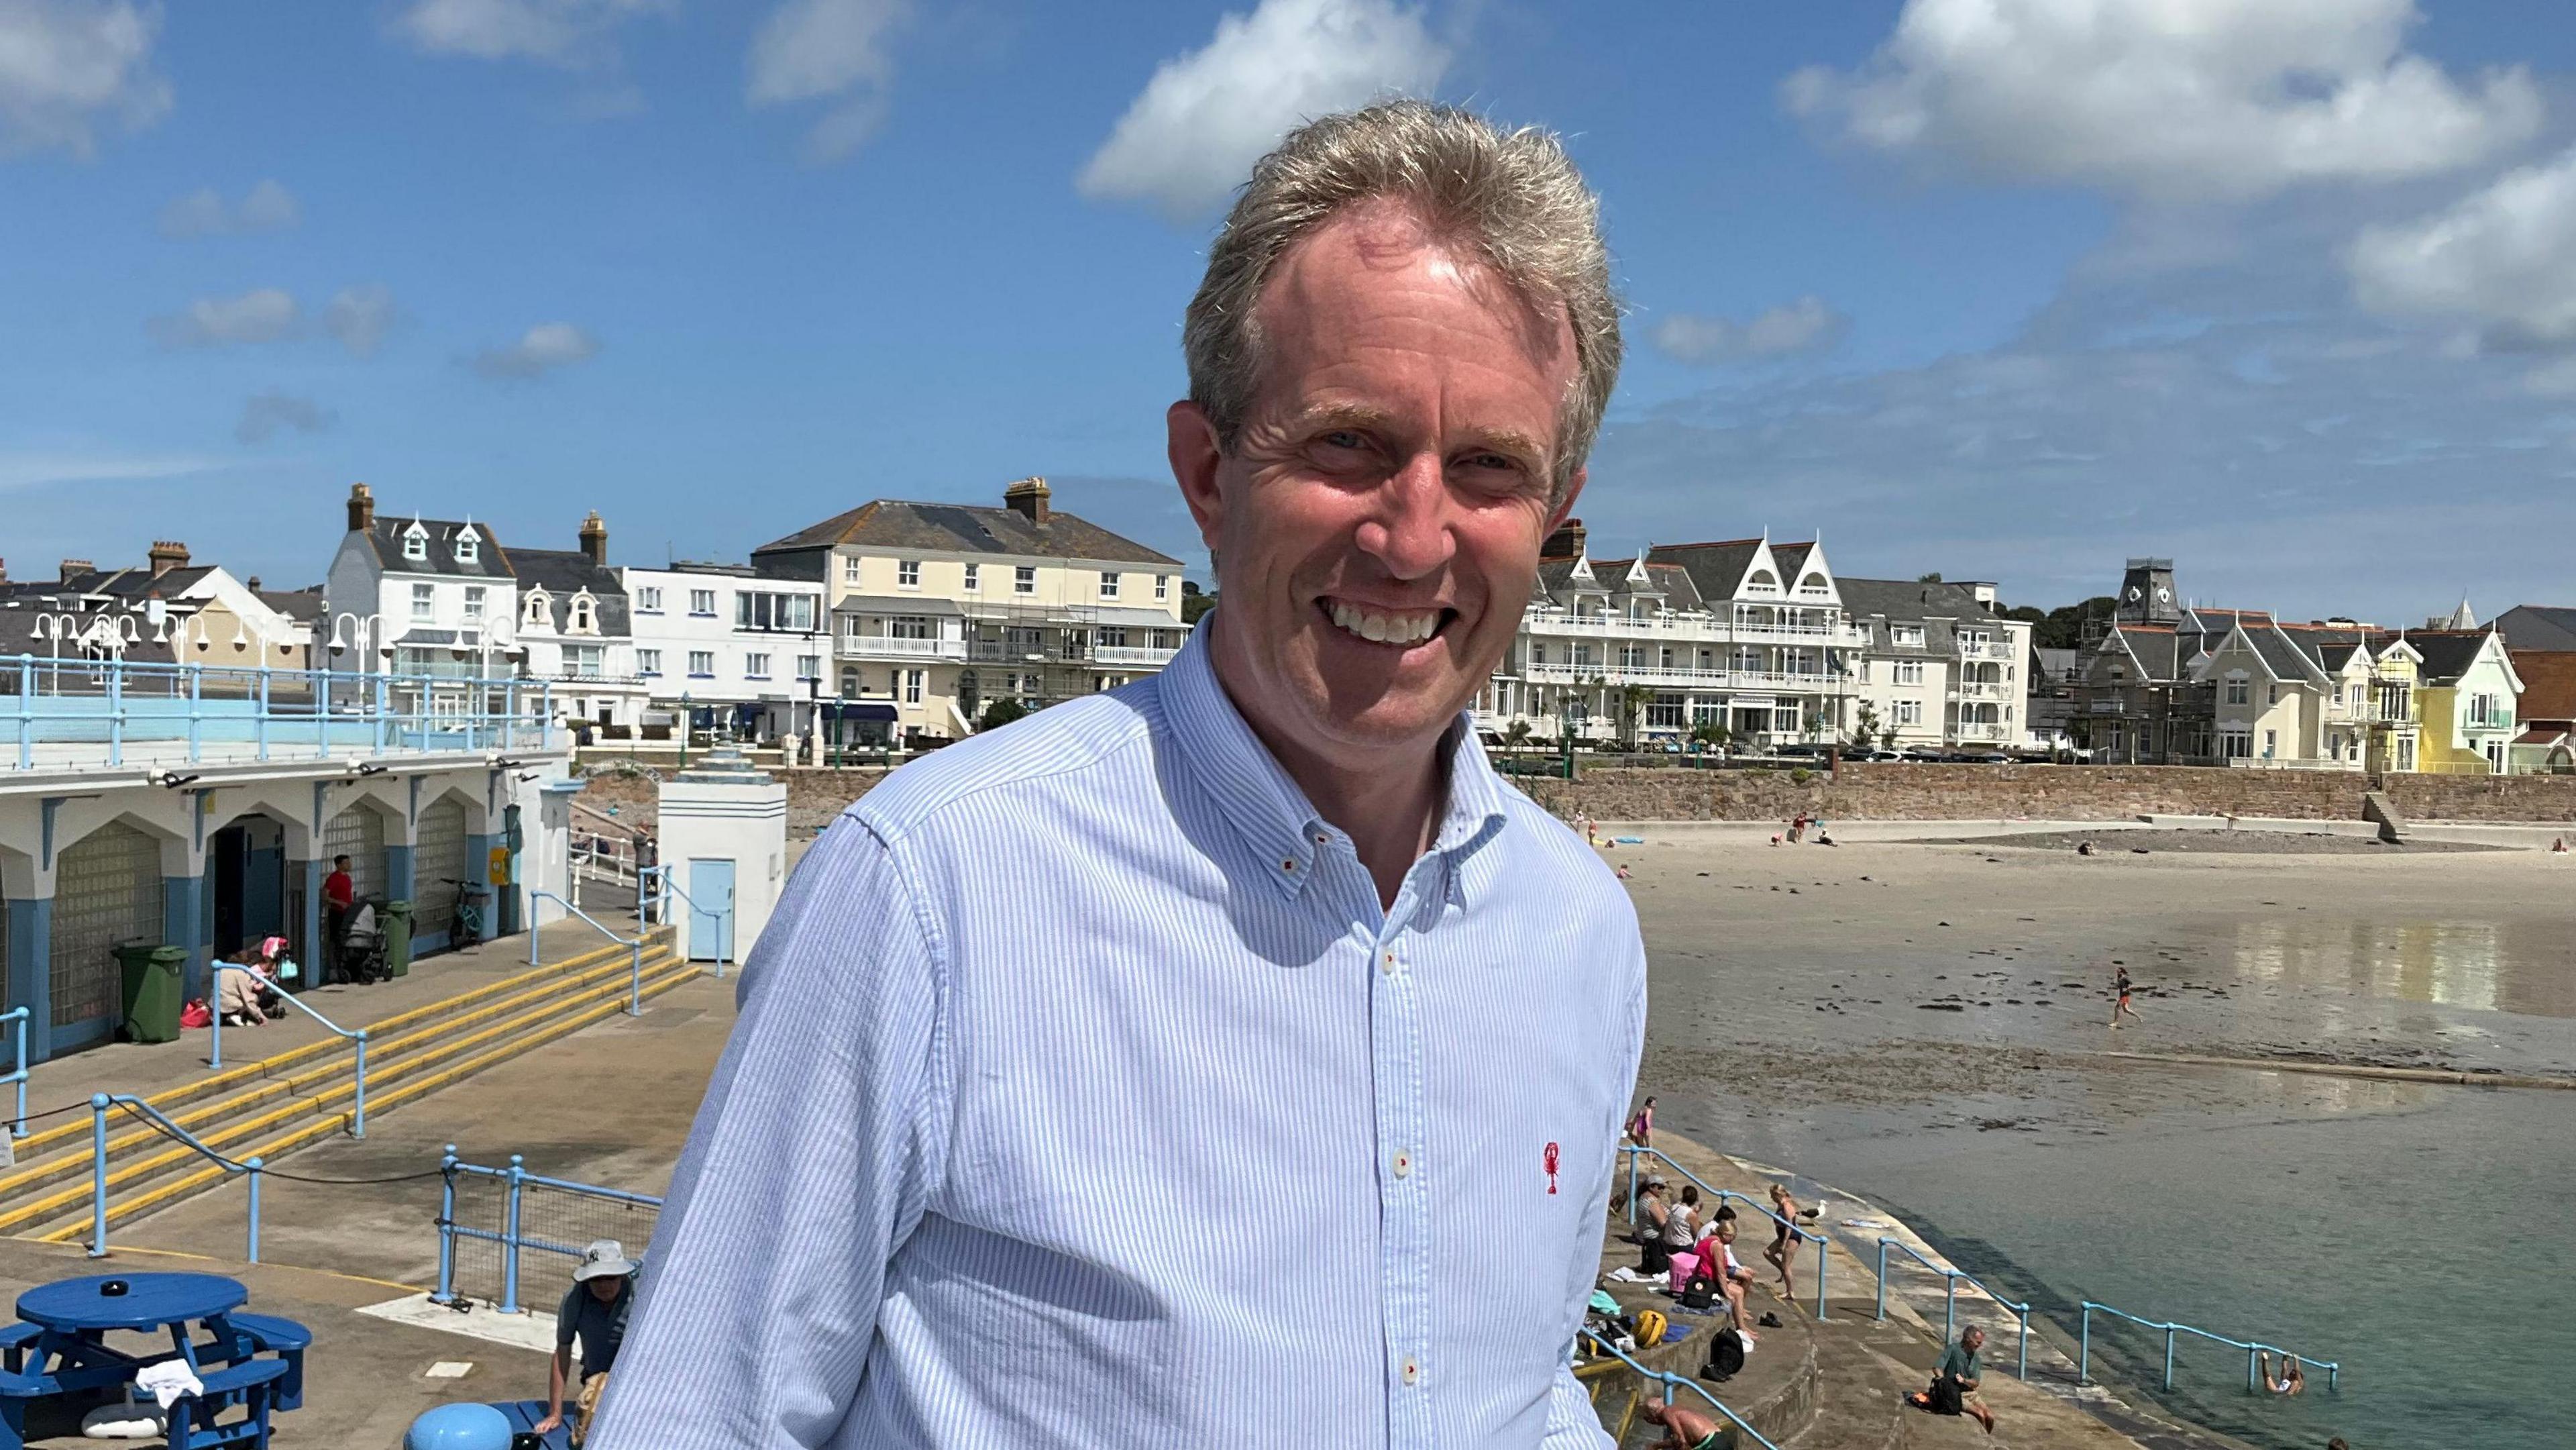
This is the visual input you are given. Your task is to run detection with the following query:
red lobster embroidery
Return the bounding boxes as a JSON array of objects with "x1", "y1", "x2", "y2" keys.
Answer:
[{"x1": 1544, "y1": 1141, "x2": 1560, "y2": 1195}]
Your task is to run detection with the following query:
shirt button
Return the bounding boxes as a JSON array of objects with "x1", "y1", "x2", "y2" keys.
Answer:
[
  {"x1": 1401, "y1": 1357, "x2": 1421, "y2": 1386},
  {"x1": 1393, "y1": 1150, "x2": 1413, "y2": 1178},
  {"x1": 1281, "y1": 858, "x2": 1295, "y2": 872},
  {"x1": 1380, "y1": 949, "x2": 1399, "y2": 975}
]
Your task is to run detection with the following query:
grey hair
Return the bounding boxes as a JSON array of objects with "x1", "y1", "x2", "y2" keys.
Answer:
[{"x1": 1183, "y1": 99, "x2": 1623, "y2": 502}]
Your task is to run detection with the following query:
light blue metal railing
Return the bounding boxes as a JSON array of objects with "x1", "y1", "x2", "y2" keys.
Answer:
[
  {"x1": 640, "y1": 864, "x2": 733, "y2": 978},
  {"x1": 0, "y1": 1006, "x2": 28, "y2": 1137},
  {"x1": 85, "y1": 1094, "x2": 267, "y2": 1263},
  {"x1": 433, "y1": 1148, "x2": 663, "y2": 1315},
  {"x1": 1874, "y1": 1237, "x2": 2031, "y2": 1380},
  {"x1": 2079, "y1": 1300, "x2": 2341, "y2": 1394},
  {"x1": 1577, "y1": 1326, "x2": 1782, "y2": 1450},
  {"x1": 1621, "y1": 1145, "x2": 1830, "y2": 1320},
  {"x1": 208, "y1": 982, "x2": 370, "y2": 1136},
  {"x1": 526, "y1": 890, "x2": 649, "y2": 1016},
  {"x1": 7, "y1": 652, "x2": 559, "y2": 771}
]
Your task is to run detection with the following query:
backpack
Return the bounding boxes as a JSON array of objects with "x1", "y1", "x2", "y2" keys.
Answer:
[
  {"x1": 1633, "y1": 1310, "x2": 1668, "y2": 1347},
  {"x1": 180, "y1": 1000, "x2": 212, "y2": 1031},
  {"x1": 1701, "y1": 1329, "x2": 1746, "y2": 1382}
]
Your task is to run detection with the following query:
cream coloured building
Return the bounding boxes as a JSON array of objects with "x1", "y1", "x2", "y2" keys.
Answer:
[{"x1": 751, "y1": 478, "x2": 1189, "y2": 746}]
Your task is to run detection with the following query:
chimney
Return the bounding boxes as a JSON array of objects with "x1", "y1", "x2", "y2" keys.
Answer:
[
  {"x1": 580, "y1": 510, "x2": 609, "y2": 567},
  {"x1": 1541, "y1": 518, "x2": 1587, "y2": 560},
  {"x1": 347, "y1": 482, "x2": 376, "y2": 534},
  {"x1": 148, "y1": 540, "x2": 190, "y2": 577},
  {"x1": 1004, "y1": 476, "x2": 1051, "y2": 525},
  {"x1": 0, "y1": 560, "x2": 7, "y2": 584},
  {"x1": 60, "y1": 559, "x2": 91, "y2": 584},
  {"x1": 246, "y1": 576, "x2": 262, "y2": 592}
]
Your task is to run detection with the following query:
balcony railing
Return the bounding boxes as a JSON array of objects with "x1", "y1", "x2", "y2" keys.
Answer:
[
  {"x1": 1521, "y1": 661, "x2": 1845, "y2": 691},
  {"x1": 1957, "y1": 641, "x2": 2017, "y2": 661},
  {"x1": 5, "y1": 653, "x2": 561, "y2": 771},
  {"x1": 1091, "y1": 645, "x2": 1179, "y2": 669},
  {"x1": 840, "y1": 635, "x2": 967, "y2": 662},
  {"x1": 1949, "y1": 681, "x2": 2012, "y2": 699},
  {"x1": 1949, "y1": 722, "x2": 2013, "y2": 742},
  {"x1": 1522, "y1": 611, "x2": 1870, "y2": 648},
  {"x1": 2086, "y1": 698, "x2": 2127, "y2": 715}
]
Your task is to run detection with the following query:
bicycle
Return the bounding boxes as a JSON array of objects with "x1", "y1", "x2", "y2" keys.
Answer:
[{"x1": 441, "y1": 878, "x2": 487, "y2": 945}]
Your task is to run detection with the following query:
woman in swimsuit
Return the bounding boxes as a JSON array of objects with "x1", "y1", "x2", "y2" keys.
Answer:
[
  {"x1": 1762, "y1": 1182, "x2": 1802, "y2": 1300},
  {"x1": 2257, "y1": 1351, "x2": 2304, "y2": 1396}
]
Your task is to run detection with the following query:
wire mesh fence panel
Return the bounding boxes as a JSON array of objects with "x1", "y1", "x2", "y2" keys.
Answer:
[{"x1": 442, "y1": 1169, "x2": 661, "y2": 1313}]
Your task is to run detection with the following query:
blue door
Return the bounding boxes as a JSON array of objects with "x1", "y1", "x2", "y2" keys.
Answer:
[{"x1": 687, "y1": 858, "x2": 735, "y2": 964}]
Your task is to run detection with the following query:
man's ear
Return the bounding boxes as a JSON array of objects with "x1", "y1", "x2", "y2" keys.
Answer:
[
  {"x1": 1546, "y1": 466, "x2": 1589, "y2": 536},
  {"x1": 1168, "y1": 401, "x2": 1227, "y2": 556}
]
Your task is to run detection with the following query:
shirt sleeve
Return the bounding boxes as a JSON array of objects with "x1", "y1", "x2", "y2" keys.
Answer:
[
  {"x1": 584, "y1": 815, "x2": 951, "y2": 1450},
  {"x1": 1539, "y1": 1360, "x2": 1614, "y2": 1448},
  {"x1": 555, "y1": 1289, "x2": 578, "y2": 1350}
]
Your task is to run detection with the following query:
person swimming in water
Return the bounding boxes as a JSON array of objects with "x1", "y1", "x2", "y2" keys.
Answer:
[{"x1": 2257, "y1": 1350, "x2": 2305, "y2": 1396}]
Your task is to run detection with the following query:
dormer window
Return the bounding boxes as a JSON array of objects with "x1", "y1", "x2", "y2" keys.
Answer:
[
  {"x1": 401, "y1": 522, "x2": 429, "y2": 562},
  {"x1": 568, "y1": 592, "x2": 598, "y2": 635},
  {"x1": 521, "y1": 588, "x2": 551, "y2": 631},
  {"x1": 453, "y1": 527, "x2": 480, "y2": 566}
]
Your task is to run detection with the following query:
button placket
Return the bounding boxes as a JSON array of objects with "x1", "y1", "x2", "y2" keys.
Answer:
[{"x1": 1369, "y1": 886, "x2": 1435, "y2": 1446}]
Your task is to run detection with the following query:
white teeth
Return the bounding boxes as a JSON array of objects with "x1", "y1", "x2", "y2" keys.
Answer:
[{"x1": 1328, "y1": 601, "x2": 1440, "y2": 645}]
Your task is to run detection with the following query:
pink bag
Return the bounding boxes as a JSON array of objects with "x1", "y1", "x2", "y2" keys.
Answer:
[{"x1": 1666, "y1": 1251, "x2": 1701, "y2": 1296}]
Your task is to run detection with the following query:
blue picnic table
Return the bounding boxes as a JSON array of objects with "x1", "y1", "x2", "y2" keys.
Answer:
[{"x1": 0, "y1": 1273, "x2": 307, "y2": 1449}]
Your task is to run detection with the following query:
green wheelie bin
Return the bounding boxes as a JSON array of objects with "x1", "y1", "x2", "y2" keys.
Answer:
[
  {"x1": 116, "y1": 943, "x2": 189, "y2": 1043},
  {"x1": 382, "y1": 900, "x2": 415, "y2": 978}
]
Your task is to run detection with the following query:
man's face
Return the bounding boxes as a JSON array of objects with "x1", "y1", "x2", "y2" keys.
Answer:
[
  {"x1": 1172, "y1": 199, "x2": 1585, "y2": 768},
  {"x1": 589, "y1": 1276, "x2": 623, "y2": 1302},
  {"x1": 1964, "y1": 1330, "x2": 1983, "y2": 1351}
]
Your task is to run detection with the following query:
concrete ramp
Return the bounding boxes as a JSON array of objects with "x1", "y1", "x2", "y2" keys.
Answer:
[{"x1": 2361, "y1": 790, "x2": 2408, "y2": 844}]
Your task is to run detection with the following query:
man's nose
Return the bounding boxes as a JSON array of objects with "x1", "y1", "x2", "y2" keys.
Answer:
[{"x1": 1352, "y1": 452, "x2": 1456, "y2": 580}]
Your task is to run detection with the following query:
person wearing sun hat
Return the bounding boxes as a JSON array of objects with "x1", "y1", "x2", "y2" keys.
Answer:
[{"x1": 536, "y1": 1239, "x2": 637, "y2": 1445}]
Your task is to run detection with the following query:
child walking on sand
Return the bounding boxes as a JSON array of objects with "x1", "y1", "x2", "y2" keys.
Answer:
[{"x1": 2108, "y1": 964, "x2": 2141, "y2": 1028}]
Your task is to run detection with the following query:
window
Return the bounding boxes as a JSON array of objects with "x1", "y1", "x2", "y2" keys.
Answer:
[
  {"x1": 898, "y1": 560, "x2": 921, "y2": 589},
  {"x1": 1854, "y1": 660, "x2": 1870, "y2": 684},
  {"x1": 568, "y1": 594, "x2": 598, "y2": 634},
  {"x1": 1155, "y1": 575, "x2": 1171, "y2": 601},
  {"x1": 463, "y1": 586, "x2": 485, "y2": 621},
  {"x1": 2267, "y1": 682, "x2": 2279, "y2": 707},
  {"x1": 688, "y1": 588, "x2": 716, "y2": 617},
  {"x1": 1099, "y1": 571, "x2": 1120, "y2": 599},
  {"x1": 888, "y1": 616, "x2": 934, "y2": 640},
  {"x1": 735, "y1": 592, "x2": 817, "y2": 632},
  {"x1": 521, "y1": 590, "x2": 551, "y2": 630},
  {"x1": 796, "y1": 654, "x2": 821, "y2": 681},
  {"x1": 745, "y1": 652, "x2": 771, "y2": 679},
  {"x1": 636, "y1": 586, "x2": 663, "y2": 613},
  {"x1": 1014, "y1": 566, "x2": 1036, "y2": 594},
  {"x1": 1619, "y1": 645, "x2": 1645, "y2": 668},
  {"x1": 963, "y1": 563, "x2": 980, "y2": 592},
  {"x1": 2224, "y1": 676, "x2": 2250, "y2": 706},
  {"x1": 1529, "y1": 643, "x2": 1548, "y2": 665},
  {"x1": 409, "y1": 582, "x2": 436, "y2": 621},
  {"x1": 453, "y1": 529, "x2": 479, "y2": 565},
  {"x1": 401, "y1": 523, "x2": 429, "y2": 562},
  {"x1": 904, "y1": 669, "x2": 924, "y2": 705},
  {"x1": 637, "y1": 649, "x2": 662, "y2": 676},
  {"x1": 566, "y1": 645, "x2": 602, "y2": 678},
  {"x1": 687, "y1": 650, "x2": 714, "y2": 677},
  {"x1": 1892, "y1": 625, "x2": 1925, "y2": 648},
  {"x1": 1895, "y1": 661, "x2": 1923, "y2": 686},
  {"x1": 842, "y1": 556, "x2": 862, "y2": 585},
  {"x1": 839, "y1": 666, "x2": 861, "y2": 696},
  {"x1": 2262, "y1": 728, "x2": 2277, "y2": 758},
  {"x1": 1772, "y1": 705, "x2": 1801, "y2": 732},
  {"x1": 2221, "y1": 728, "x2": 2253, "y2": 760},
  {"x1": 1895, "y1": 701, "x2": 1922, "y2": 725}
]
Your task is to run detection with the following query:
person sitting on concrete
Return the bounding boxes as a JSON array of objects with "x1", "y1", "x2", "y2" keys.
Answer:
[
  {"x1": 1692, "y1": 1220, "x2": 1759, "y2": 1345},
  {"x1": 1907, "y1": 1325, "x2": 1997, "y2": 1434},
  {"x1": 2259, "y1": 1350, "x2": 2305, "y2": 1396},
  {"x1": 1638, "y1": 1396, "x2": 1724, "y2": 1449},
  {"x1": 216, "y1": 938, "x2": 288, "y2": 1026},
  {"x1": 1662, "y1": 1185, "x2": 1703, "y2": 1263},
  {"x1": 1634, "y1": 1179, "x2": 1674, "y2": 1274},
  {"x1": 537, "y1": 1239, "x2": 637, "y2": 1445}
]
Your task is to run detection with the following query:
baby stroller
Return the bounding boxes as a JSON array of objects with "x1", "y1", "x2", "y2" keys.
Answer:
[{"x1": 339, "y1": 898, "x2": 392, "y2": 984}]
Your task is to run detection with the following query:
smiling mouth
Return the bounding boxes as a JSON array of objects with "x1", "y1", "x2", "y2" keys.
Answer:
[{"x1": 1322, "y1": 598, "x2": 1454, "y2": 648}]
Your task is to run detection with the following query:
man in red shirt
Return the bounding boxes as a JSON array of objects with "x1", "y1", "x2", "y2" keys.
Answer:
[{"x1": 322, "y1": 855, "x2": 354, "y2": 984}]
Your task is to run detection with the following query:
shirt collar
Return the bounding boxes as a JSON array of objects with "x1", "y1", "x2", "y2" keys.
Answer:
[{"x1": 1161, "y1": 623, "x2": 1510, "y2": 905}]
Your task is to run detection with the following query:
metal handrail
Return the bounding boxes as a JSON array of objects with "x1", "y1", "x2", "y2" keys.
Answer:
[
  {"x1": 527, "y1": 889, "x2": 647, "y2": 1016},
  {"x1": 1875, "y1": 1237, "x2": 2031, "y2": 1380},
  {"x1": 641, "y1": 864, "x2": 734, "y2": 978},
  {"x1": 1621, "y1": 1145, "x2": 1829, "y2": 1320},
  {"x1": 1576, "y1": 1327, "x2": 1782, "y2": 1450},
  {"x1": 85, "y1": 1094, "x2": 267, "y2": 1263},
  {"x1": 433, "y1": 1147, "x2": 664, "y2": 1314},
  {"x1": 209, "y1": 976, "x2": 369, "y2": 1137},
  {"x1": 0, "y1": 1006, "x2": 26, "y2": 1137},
  {"x1": 2079, "y1": 1300, "x2": 2340, "y2": 1394}
]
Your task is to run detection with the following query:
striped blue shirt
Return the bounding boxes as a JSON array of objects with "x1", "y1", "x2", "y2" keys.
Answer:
[{"x1": 592, "y1": 631, "x2": 1646, "y2": 1449}]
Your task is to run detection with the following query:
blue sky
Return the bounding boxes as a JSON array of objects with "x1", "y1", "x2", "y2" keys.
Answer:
[{"x1": 5, "y1": 0, "x2": 2575, "y2": 622}]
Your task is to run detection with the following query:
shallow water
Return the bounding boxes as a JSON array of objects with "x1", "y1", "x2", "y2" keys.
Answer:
[{"x1": 1628, "y1": 845, "x2": 2576, "y2": 1450}]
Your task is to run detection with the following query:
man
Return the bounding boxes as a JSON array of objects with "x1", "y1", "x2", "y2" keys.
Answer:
[
  {"x1": 535, "y1": 1239, "x2": 636, "y2": 1445},
  {"x1": 592, "y1": 99, "x2": 1637, "y2": 1449},
  {"x1": 1907, "y1": 1325, "x2": 1997, "y2": 1435},
  {"x1": 1637, "y1": 1397, "x2": 1722, "y2": 1450},
  {"x1": 321, "y1": 855, "x2": 354, "y2": 984}
]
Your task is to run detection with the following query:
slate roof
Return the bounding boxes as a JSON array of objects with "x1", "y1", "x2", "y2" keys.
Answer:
[
  {"x1": 2495, "y1": 605, "x2": 2576, "y2": 652},
  {"x1": 1644, "y1": 539, "x2": 1763, "y2": 603},
  {"x1": 364, "y1": 517, "x2": 514, "y2": 580},
  {"x1": 754, "y1": 499, "x2": 1181, "y2": 567},
  {"x1": 2508, "y1": 651, "x2": 2576, "y2": 724},
  {"x1": 511, "y1": 548, "x2": 631, "y2": 638},
  {"x1": 1836, "y1": 576, "x2": 2004, "y2": 655},
  {"x1": 2242, "y1": 624, "x2": 2330, "y2": 684},
  {"x1": 2100, "y1": 624, "x2": 2182, "y2": 680},
  {"x1": 256, "y1": 589, "x2": 325, "y2": 624},
  {"x1": 2406, "y1": 629, "x2": 2498, "y2": 683},
  {"x1": 44, "y1": 565, "x2": 219, "y2": 601}
]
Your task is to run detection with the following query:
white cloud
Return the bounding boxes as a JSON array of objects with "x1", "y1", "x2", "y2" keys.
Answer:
[
  {"x1": 391, "y1": 0, "x2": 666, "y2": 66},
  {"x1": 0, "y1": 448, "x2": 223, "y2": 492},
  {"x1": 1783, "y1": 0, "x2": 2539, "y2": 202},
  {"x1": 472, "y1": 321, "x2": 599, "y2": 378},
  {"x1": 2349, "y1": 144, "x2": 2576, "y2": 354},
  {"x1": 158, "y1": 178, "x2": 301, "y2": 238},
  {"x1": 148, "y1": 288, "x2": 301, "y2": 348},
  {"x1": 1654, "y1": 297, "x2": 1848, "y2": 365},
  {"x1": 235, "y1": 391, "x2": 334, "y2": 444},
  {"x1": 1078, "y1": 0, "x2": 1449, "y2": 221},
  {"x1": 324, "y1": 284, "x2": 399, "y2": 358},
  {"x1": 747, "y1": 0, "x2": 908, "y2": 162},
  {"x1": 0, "y1": 0, "x2": 170, "y2": 156}
]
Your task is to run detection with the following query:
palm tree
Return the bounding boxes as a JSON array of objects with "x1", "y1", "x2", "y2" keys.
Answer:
[
  {"x1": 1614, "y1": 682, "x2": 1654, "y2": 750},
  {"x1": 1502, "y1": 719, "x2": 1532, "y2": 766},
  {"x1": 1691, "y1": 721, "x2": 1731, "y2": 760}
]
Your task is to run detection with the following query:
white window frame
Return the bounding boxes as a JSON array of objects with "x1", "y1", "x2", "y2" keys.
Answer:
[
  {"x1": 796, "y1": 654, "x2": 821, "y2": 681},
  {"x1": 687, "y1": 650, "x2": 714, "y2": 678},
  {"x1": 688, "y1": 588, "x2": 716, "y2": 618},
  {"x1": 841, "y1": 556, "x2": 862, "y2": 585},
  {"x1": 462, "y1": 586, "x2": 485, "y2": 621},
  {"x1": 745, "y1": 652, "x2": 771, "y2": 680},
  {"x1": 1154, "y1": 574, "x2": 1170, "y2": 601},
  {"x1": 898, "y1": 560, "x2": 921, "y2": 590},
  {"x1": 453, "y1": 529, "x2": 479, "y2": 566},
  {"x1": 2225, "y1": 676, "x2": 2250, "y2": 706},
  {"x1": 1894, "y1": 700, "x2": 1921, "y2": 726},
  {"x1": 904, "y1": 668, "x2": 924, "y2": 705},
  {"x1": 568, "y1": 594, "x2": 598, "y2": 635},
  {"x1": 1099, "y1": 571, "x2": 1120, "y2": 599},
  {"x1": 637, "y1": 648, "x2": 662, "y2": 676},
  {"x1": 962, "y1": 563, "x2": 980, "y2": 592},
  {"x1": 1892, "y1": 625, "x2": 1925, "y2": 648},
  {"x1": 635, "y1": 586, "x2": 663, "y2": 613},
  {"x1": 402, "y1": 524, "x2": 428, "y2": 562},
  {"x1": 1014, "y1": 566, "x2": 1036, "y2": 595},
  {"x1": 521, "y1": 590, "x2": 551, "y2": 631},
  {"x1": 1895, "y1": 661, "x2": 1923, "y2": 686},
  {"x1": 410, "y1": 583, "x2": 434, "y2": 622}
]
